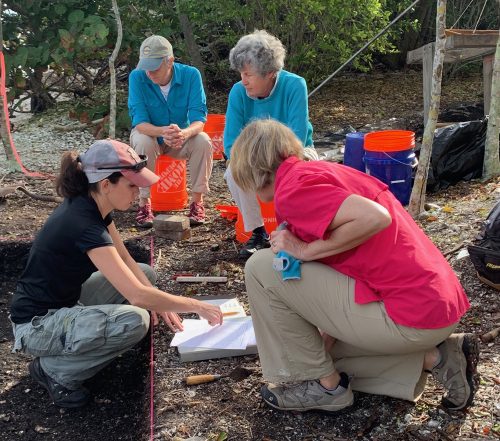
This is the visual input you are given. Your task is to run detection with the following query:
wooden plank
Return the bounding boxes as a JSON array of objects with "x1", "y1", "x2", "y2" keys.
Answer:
[
  {"x1": 407, "y1": 43, "x2": 429, "y2": 64},
  {"x1": 176, "y1": 276, "x2": 228, "y2": 283},
  {"x1": 446, "y1": 34, "x2": 499, "y2": 49},
  {"x1": 484, "y1": 54, "x2": 494, "y2": 115},
  {"x1": 409, "y1": 46, "x2": 494, "y2": 64},
  {"x1": 444, "y1": 47, "x2": 495, "y2": 63},
  {"x1": 445, "y1": 29, "x2": 500, "y2": 36}
]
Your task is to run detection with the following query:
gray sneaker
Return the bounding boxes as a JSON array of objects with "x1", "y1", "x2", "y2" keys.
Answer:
[
  {"x1": 431, "y1": 333, "x2": 480, "y2": 410},
  {"x1": 260, "y1": 372, "x2": 354, "y2": 412}
]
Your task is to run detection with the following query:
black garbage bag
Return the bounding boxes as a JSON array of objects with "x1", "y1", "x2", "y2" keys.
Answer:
[{"x1": 425, "y1": 118, "x2": 487, "y2": 192}]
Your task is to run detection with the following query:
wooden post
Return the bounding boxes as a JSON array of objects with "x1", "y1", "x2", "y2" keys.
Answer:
[
  {"x1": 482, "y1": 33, "x2": 500, "y2": 180},
  {"x1": 108, "y1": 0, "x2": 122, "y2": 139},
  {"x1": 422, "y1": 43, "x2": 435, "y2": 127},
  {"x1": 483, "y1": 54, "x2": 494, "y2": 116},
  {"x1": 408, "y1": 0, "x2": 447, "y2": 218}
]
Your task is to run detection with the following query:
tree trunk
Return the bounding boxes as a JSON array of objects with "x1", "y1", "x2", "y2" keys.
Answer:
[
  {"x1": 29, "y1": 67, "x2": 55, "y2": 113},
  {"x1": 392, "y1": 0, "x2": 435, "y2": 67},
  {"x1": 174, "y1": 0, "x2": 206, "y2": 88},
  {"x1": 108, "y1": 0, "x2": 122, "y2": 139},
  {"x1": 408, "y1": 0, "x2": 447, "y2": 218},
  {"x1": 482, "y1": 33, "x2": 500, "y2": 180}
]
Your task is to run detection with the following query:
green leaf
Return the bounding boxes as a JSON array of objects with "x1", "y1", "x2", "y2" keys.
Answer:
[
  {"x1": 84, "y1": 14, "x2": 102, "y2": 25},
  {"x1": 58, "y1": 29, "x2": 74, "y2": 50},
  {"x1": 95, "y1": 23, "x2": 109, "y2": 40},
  {"x1": 54, "y1": 4, "x2": 67, "y2": 15},
  {"x1": 68, "y1": 10, "x2": 85, "y2": 24},
  {"x1": 216, "y1": 432, "x2": 228, "y2": 441},
  {"x1": 13, "y1": 47, "x2": 29, "y2": 68}
]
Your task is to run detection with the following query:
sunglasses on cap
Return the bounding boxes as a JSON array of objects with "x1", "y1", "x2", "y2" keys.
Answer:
[{"x1": 97, "y1": 155, "x2": 148, "y2": 171}]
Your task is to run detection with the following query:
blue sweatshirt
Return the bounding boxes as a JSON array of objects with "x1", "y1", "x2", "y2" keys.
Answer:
[{"x1": 224, "y1": 70, "x2": 314, "y2": 159}]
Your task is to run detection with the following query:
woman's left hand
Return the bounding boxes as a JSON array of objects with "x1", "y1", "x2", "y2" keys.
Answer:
[
  {"x1": 151, "y1": 311, "x2": 184, "y2": 332},
  {"x1": 269, "y1": 229, "x2": 307, "y2": 260}
]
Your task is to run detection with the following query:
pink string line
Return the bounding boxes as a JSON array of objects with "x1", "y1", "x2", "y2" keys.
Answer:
[
  {"x1": 149, "y1": 235, "x2": 155, "y2": 441},
  {"x1": 0, "y1": 52, "x2": 53, "y2": 180}
]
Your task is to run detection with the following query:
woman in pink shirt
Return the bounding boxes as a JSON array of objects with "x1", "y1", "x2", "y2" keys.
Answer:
[{"x1": 230, "y1": 119, "x2": 479, "y2": 414}]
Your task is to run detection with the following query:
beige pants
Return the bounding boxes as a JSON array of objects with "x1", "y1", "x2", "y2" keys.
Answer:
[
  {"x1": 130, "y1": 128, "x2": 213, "y2": 199},
  {"x1": 245, "y1": 249, "x2": 457, "y2": 402}
]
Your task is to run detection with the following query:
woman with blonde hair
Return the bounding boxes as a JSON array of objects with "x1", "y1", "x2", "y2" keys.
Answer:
[
  {"x1": 230, "y1": 119, "x2": 478, "y2": 413},
  {"x1": 224, "y1": 29, "x2": 317, "y2": 259}
]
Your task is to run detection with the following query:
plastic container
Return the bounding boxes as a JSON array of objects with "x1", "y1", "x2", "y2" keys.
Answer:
[
  {"x1": 205, "y1": 114, "x2": 225, "y2": 160},
  {"x1": 235, "y1": 200, "x2": 278, "y2": 243},
  {"x1": 151, "y1": 155, "x2": 188, "y2": 211},
  {"x1": 363, "y1": 130, "x2": 417, "y2": 206},
  {"x1": 215, "y1": 204, "x2": 239, "y2": 221},
  {"x1": 343, "y1": 132, "x2": 366, "y2": 172}
]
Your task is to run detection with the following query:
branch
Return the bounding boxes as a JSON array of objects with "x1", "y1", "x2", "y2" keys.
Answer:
[
  {"x1": 408, "y1": 0, "x2": 447, "y2": 218},
  {"x1": 0, "y1": 185, "x2": 62, "y2": 203}
]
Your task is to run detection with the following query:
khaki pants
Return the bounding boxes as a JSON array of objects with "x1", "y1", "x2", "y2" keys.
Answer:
[
  {"x1": 12, "y1": 264, "x2": 155, "y2": 390},
  {"x1": 245, "y1": 249, "x2": 457, "y2": 401},
  {"x1": 225, "y1": 165, "x2": 264, "y2": 232},
  {"x1": 130, "y1": 128, "x2": 213, "y2": 199}
]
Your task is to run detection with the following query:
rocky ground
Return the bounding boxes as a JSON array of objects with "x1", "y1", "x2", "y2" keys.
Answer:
[{"x1": 0, "y1": 69, "x2": 499, "y2": 441}]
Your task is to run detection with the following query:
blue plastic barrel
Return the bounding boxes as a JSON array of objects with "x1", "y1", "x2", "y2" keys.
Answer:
[
  {"x1": 343, "y1": 132, "x2": 365, "y2": 172},
  {"x1": 363, "y1": 130, "x2": 417, "y2": 206},
  {"x1": 364, "y1": 149, "x2": 417, "y2": 206}
]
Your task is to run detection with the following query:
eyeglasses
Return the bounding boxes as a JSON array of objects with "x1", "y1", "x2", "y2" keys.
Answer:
[{"x1": 97, "y1": 155, "x2": 148, "y2": 171}]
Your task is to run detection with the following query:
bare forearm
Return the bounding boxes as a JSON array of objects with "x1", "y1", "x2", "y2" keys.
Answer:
[
  {"x1": 182, "y1": 120, "x2": 204, "y2": 140},
  {"x1": 299, "y1": 219, "x2": 384, "y2": 261},
  {"x1": 136, "y1": 122, "x2": 165, "y2": 138},
  {"x1": 132, "y1": 285, "x2": 201, "y2": 314}
]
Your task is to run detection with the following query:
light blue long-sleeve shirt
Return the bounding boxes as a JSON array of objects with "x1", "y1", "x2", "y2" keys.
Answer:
[
  {"x1": 223, "y1": 69, "x2": 313, "y2": 159},
  {"x1": 128, "y1": 63, "x2": 207, "y2": 145}
]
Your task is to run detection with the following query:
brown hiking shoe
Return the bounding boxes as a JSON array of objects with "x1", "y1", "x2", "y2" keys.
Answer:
[
  {"x1": 260, "y1": 372, "x2": 354, "y2": 413},
  {"x1": 431, "y1": 333, "x2": 480, "y2": 410}
]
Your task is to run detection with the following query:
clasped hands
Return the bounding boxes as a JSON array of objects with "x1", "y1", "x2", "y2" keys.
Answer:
[{"x1": 160, "y1": 124, "x2": 186, "y2": 149}]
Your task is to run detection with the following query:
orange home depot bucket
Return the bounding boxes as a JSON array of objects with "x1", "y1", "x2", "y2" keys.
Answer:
[
  {"x1": 205, "y1": 114, "x2": 225, "y2": 160},
  {"x1": 235, "y1": 200, "x2": 278, "y2": 243},
  {"x1": 150, "y1": 155, "x2": 188, "y2": 211}
]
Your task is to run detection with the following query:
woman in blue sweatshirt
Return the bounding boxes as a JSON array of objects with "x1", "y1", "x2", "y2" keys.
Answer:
[{"x1": 224, "y1": 30, "x2": 317, "y2": 259}]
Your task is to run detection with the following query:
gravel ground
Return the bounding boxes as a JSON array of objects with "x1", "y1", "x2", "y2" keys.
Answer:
[{"x1": 3, "y1": 110, "x2": 102, "y2": 176}]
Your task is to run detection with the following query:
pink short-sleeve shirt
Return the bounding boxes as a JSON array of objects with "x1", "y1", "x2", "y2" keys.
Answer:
[{"x1": 274, "y1": 157, "x2": 469, "y2": 329}]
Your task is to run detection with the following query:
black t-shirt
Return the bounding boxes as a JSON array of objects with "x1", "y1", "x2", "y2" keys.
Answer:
[{"x1": 10, "y1": 195, "x2": 113, "y2": 324}]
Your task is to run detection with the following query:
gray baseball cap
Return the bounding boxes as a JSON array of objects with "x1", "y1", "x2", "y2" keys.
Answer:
[
  {"x1": 137, "y1": 35, "x2": 173, "y2": 71},
  {"x1": 80, "y1": 139, "x2": 159, "y2": 187}
]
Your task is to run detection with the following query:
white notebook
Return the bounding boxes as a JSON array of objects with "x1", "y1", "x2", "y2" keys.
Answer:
[{"x1": 171, "y1": 298, "x2": 258, "y2": 362}]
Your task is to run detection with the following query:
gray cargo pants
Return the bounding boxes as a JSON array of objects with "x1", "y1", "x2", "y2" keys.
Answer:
[{"x1": 12, "y1": 263, "x2": 154, "y2": 390}]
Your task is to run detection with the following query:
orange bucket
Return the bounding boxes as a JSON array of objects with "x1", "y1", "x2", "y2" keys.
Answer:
[
  {"x1": 235, "y1": 200, "x2": 278, "y2": 243},
  {"x1": 151, "y1": 155, "x2": 188, "y2": 211},
  {"x1": 215, "y1": 204, "x2": 239, "y2": 221},
  {"x1": 364, "y1": 130, "x2": 415, "y2": 152},
  {"x1": 205, "y1": 114, "x2": 225, "y2": 160}
]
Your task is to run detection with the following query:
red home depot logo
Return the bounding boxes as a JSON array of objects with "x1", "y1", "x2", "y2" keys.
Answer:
[{"x1": 158, "y1": 161, "x2": 185, "y2": 193}]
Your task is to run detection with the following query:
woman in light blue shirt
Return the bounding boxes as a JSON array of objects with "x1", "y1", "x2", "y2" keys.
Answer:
[{"x1": 224, "y1": 29, "x2": 317, "y2": 259}]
